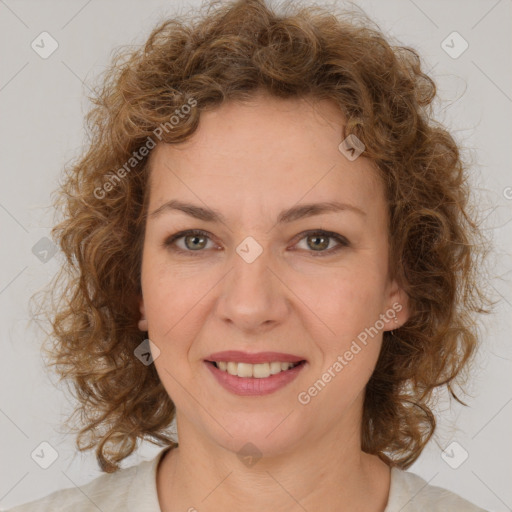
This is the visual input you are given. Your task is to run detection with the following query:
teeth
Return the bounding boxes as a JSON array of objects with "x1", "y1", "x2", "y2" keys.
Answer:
[
  {"x1": 270, "y1": 362, "x2": 282, "y2": 375},
  {"x1": 214, "y1": 361, "x2": 300, "y2": 378},
  {"x1": 237, "y1": 362, "x2": 253, "y2": 378},
  {"x1": 253, "y1": 363, "x2": 269, "y2": 378}
]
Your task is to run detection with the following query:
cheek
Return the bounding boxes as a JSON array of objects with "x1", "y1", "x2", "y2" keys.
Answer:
[
  {"x1": 142, "y1": 244, "x2": 197, "y2": 310},
  {"x1": 145, "y1": 272, "x2": 200, "y2": 403},
  {"x1": 141, "y1": 259, "x2": 201, "y2": 354},
  {"x1": 289, "y1": 261, "x2": 388, "y2": 348}
]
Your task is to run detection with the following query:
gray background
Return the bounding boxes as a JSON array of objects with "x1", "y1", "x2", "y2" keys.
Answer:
[{"x1": 0, "y1": 0, "x2": 511, "y2": 510}]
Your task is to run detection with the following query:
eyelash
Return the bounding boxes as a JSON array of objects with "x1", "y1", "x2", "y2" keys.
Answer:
[{"x1": 163, "y1": 229, "x2": 349, "y2": 257}]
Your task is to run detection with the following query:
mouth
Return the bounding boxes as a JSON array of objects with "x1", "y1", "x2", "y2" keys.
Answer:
[
  {"x1": 206, "y1": 360, "x2": 306, "y2": 378},
  {"x1": 204, "y1": 351, "x2": 307, "y2": 396},
  {"x1": 204, "y1": 350, "x2": 308, "y2": 396}
]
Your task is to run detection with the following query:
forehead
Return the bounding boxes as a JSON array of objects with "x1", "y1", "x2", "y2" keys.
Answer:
[{"x1": 146, "y1": 94, "x2": 385, "y2": 223}]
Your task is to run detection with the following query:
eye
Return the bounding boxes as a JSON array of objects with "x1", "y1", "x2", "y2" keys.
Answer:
[
  {"x1": 163, "y1": 229, "x2": 349, "y2": 257},
  {"x1": 293, "y1": 230, "x2": 349, "y2": 256},
  {"x1": 164, "y1": 229, "x2": 216, "y2": 255}
]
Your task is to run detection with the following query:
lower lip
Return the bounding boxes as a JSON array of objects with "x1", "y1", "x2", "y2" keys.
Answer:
[{"x1": 205, "y1": 361, "x2": 306, "y2": 396}]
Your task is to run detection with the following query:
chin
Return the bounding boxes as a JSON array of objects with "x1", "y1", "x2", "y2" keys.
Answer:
[{"x1": 204, "y1": 409, "x2": 307, "y2": 460}]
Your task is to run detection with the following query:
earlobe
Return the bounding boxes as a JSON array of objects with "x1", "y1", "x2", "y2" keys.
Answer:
[
  {"x1": 138, "y1": 297, "x2": 148, "y2": 332},
  {"x1": 386, "y1": 281, "x2": 410, "y2": 331}
]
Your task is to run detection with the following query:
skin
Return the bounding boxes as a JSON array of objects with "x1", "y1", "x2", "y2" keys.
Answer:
[{"x1": 138, "y1": 91, "x2": 410, "y2": 512}]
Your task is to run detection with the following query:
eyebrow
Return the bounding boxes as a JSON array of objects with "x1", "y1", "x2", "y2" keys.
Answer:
[{"x1": 149, "y1": 199, "x2": 366, "y2": 224}]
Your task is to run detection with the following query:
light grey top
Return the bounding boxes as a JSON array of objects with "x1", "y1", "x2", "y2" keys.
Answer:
[{"x1": 5, "y1": 448, "x2": 487, "y2": 511}]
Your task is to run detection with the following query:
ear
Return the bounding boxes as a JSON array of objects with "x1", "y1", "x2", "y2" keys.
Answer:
[
  {"x1": 138, "y1": 296, "x2": 148, "y2": 332},
  {"x1": 384, "y1": 279, "x2": 410, "y2": 331}
]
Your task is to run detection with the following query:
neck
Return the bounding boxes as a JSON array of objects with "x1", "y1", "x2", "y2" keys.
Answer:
[{"x1": 156, "y1": 421, "x2": 391, "y2": 512}]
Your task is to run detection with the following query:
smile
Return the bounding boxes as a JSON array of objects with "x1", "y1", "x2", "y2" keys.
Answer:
[
  {"x1": 205, "y1": 359, "x2": 306, "y2": 396},
  {"x1": 212, "y1": 361, "x2": 302, "y2": 378}
]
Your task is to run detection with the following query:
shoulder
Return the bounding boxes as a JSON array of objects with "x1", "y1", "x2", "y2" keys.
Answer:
[
  {"x1": 4, "y1": 465, "x2": 141, "y2": 512},
  {"x1": 4, "y1": 450, "x2": 166, "y2": 512},
  {"x1": 385, "y1": 467, "x2": 488, "y2": 512}
]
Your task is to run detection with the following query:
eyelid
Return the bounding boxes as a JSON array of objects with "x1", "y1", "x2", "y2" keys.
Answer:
[
  {"x1": 291, "y1": 229, "x2": 349, "y2": 253},
  {"x1": 164, "y1": 229, "x2": 219, "y2": 253},
  {"x1": 164, "y1": 228, "x2": 349, "y2": 256}
]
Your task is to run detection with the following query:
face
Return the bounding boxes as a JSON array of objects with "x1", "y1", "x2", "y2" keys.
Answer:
[{"x1": 138, "y1": 92, "x2": 409, "y2": 457}]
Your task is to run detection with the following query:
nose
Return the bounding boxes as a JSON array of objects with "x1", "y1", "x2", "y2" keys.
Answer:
[{"x1": 215, "y1": 242, "x2": 290, "y2": 334}]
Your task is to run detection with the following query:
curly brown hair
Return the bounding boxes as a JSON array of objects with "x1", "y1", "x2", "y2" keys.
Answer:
[{"x1": 31, "y1": 0, "x2": 494, "y2": 473}]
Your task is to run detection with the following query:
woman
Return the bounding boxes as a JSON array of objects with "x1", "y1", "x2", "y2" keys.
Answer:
[{"x1": 11, "y1": 0, "x2": 493, "y2": 510}]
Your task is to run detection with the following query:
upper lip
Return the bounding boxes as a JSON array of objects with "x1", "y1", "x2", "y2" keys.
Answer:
[{"x1": 206, "y1": 351, "x2": 305, "y2": 364}]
